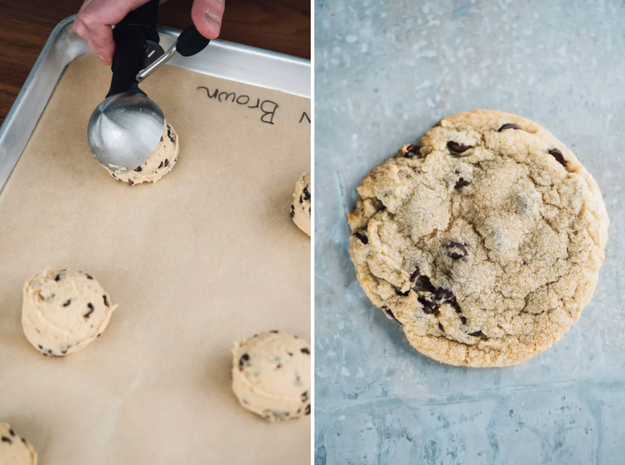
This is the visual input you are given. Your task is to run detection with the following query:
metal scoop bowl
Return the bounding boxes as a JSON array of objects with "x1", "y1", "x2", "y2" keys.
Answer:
[{"x1": 88, "y1": 92, "x2": 164, "y2": 172}]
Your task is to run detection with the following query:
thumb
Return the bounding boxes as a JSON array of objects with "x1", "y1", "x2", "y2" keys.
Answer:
[{"x1": 192, "y1": 0, "x2": 225, "y2": 39}]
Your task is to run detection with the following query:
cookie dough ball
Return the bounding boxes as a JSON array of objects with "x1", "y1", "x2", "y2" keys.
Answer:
[
  {"x1": 232, "y1": 330, "x2": 311, "y2": 422},
  {"x1": 348, "y1": 109, "x2": 609, "y2": 367},
  {"x1": 0, "y1": 423, "x2": 37, "y2": 465},
  {"x1": 290, "y1": 172, "x2": 311, "y2": 236},
  {"x1": 108, "y1": 121, "x2": 179, "y2": 186},
  {"x1": 22, "y1": 268, "x2": 117, "y2": 357}
]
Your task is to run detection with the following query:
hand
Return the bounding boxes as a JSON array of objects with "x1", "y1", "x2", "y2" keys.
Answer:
[{"x1": 74, "y1": 0, "x2": 225, "y2": 66}]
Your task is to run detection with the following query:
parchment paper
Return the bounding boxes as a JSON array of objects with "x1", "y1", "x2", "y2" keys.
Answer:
[{"x1": 0, "y1": 52, "x2": 310, "y2": 465}]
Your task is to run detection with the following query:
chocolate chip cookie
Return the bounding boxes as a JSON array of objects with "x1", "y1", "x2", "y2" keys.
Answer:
[{"x1": 348, "y1": 110, "x2": 609, "y2": 367}]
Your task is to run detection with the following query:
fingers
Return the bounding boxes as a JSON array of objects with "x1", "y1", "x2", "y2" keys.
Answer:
[
  {"x1": 73, "y1": 0, "x2": 152, "y2": 65},
  {"x1": 192, "y1": 0, "x2": 225, "y2": 39}
]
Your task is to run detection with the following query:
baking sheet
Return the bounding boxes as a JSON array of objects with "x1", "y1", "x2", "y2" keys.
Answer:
[
  {"x1": 0, "y1": 52, "x2": 310, "y2": 465},
  {"x1": 315, "y1": 0, "x2": 625, "y2": 463}
]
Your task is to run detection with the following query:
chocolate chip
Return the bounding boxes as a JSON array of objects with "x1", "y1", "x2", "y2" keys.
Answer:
[
  {"x1": 38, "y1": 345, "x2": 43, "y2": 349},
  {"x1": 301, "y1": 348, "x2": 310, "y2": 354},
  {"x1": 498, "y1": 123, "x2": 521, "y2": 132},
  {"x1": 395, "y1": 288, "x2": 410, "y2": 296},
  {"x1": 455, "y1": 178, "x2": 471, "y2": 189},
  {"x1": 103, "y1": 295, "x2": 109, "y2": 307},
  {"x1": 97, "y1": 333, "x2": 101, "y2": 338},
  {"x1": 447, "y1": 141, "x2": 472, "y2": 153},
  {"x1": 460, "y1": 315, "x2": 467, "y2": 325},
  {"x1": 111, "y1": 173, "x2": 117, "y2": 179},
  {"x1": 287, "y1": 351, "x2": 293, "y2": 356},
  {"x1": 9, "y1": 429, "x2": 15, "y2": 437},
  {"x1": 160, "y1": 136, "x2": 163, "y2": 142},
  {"x1": 1, "y1": 436, "x2": 12, "y2": 444},
  {"x1": 158, "y1": 161, "x2": 164, "y2": 169},
  {"x1": 438, "y1": 323, "x2": 445, "y2": 332},
  {"x1": 405, "y1": 144, "x2": 421, "y2": 157},
  {"x1": 354, "y1": 232, "x2": 368, "y2": 244},
  {"x1": 418, "y1": 297, "x2": 439, "y2": 315},
  {"x1": 383, "y1": 306, "x2": 402, "y2": 326},
  {"x1": 164, "y1": 159, "x2": 169, "y2": 167},
  {"x1": 63, "y1": 299, "x2": 71, "y2": 307},
  {"x1": 239, "y1": 353, "x2": 250, "y2": 370},
  {"x1": 443, "y1": 241, "x2": 468, "y2": 259},
  {"x1": 290, "y1": 204, "x2": 295, "y2": 218},
  {"x1": 276, "y1": 364, "x2": 282, "y2": 369},
  {"x1": 84, "y1": 303, "x2": 94, "y2": 318},
  {"x1": 128, "y1": 180, "x2": 134, "y2": 187},
  {"x1": 548, "y1": 148, "x2": 567, "y2": 167},
  {"x1": 304, "y1": 404, "x2": 311, "y2": 415},
  {"x1": 409, "y1": 267, "x2": 421, "y2": 282},
  {"x1": 21, "y1": 437, "x2": 27, "y2": 444},
  {"x1": 432, "y1": 287, "x2": 453, "y2": 302},
  {"x1": 61, "y1": 349, "x2": 68, "y2": 354},
  {"x1": 134, "y1": 166, "x2": 143, "y2": 172},
  {"x1": 302, "y1": 186, "x2": 311, "y2": 201},
  {"x1": 301, "y1": 391, "x2": 309, "y2": 402},
  {"x1": 85, "y1": 273, "x2": 93, "y2": 280},
  {"x1": 469, "y1": 330, "x2": 486, "y2": 338},
  {"x1": 414, "y1": 275, "x2": 435, "y2": 293},
  {"x1": 167, "y1": 126, "x2": 176, "y2": 144},
  {"x1": 55, "y1": 274, "x2": 62, "y2": 281},
  {"x1": 270, "y1": 330, "x2": 279, "y2": 333}
]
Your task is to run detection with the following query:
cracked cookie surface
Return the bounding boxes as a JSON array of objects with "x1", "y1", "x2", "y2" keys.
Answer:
[{"x1": 348, "y1": 110, "x2": 609, "y2": 367}]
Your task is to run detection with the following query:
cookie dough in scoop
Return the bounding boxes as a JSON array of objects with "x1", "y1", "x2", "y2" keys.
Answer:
[
  {"x1": 107, "y1": 121, "x2": 179, "y2": 186},
  {"x1": 0, "y1": 422, "x2": 37, "y2": 465},
  {"x1": 232, "y1": 330, "x2": 311, "y2": 422},
  {"x1": 22, "y1": 268, "x2": 117, "y2": 357}
]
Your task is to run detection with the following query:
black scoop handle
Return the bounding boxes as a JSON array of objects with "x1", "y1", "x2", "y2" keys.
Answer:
[
  {"x1": 107, "y1": 0, "x2": 160, "y2": 97},
  {"x1": 176, "y1": 24, "x2": 211, "y2": 57}
]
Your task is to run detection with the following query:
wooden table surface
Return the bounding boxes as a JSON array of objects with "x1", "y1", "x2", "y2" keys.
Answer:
[{"x1": 0, "y1": 0, "x2": 310, "y2": 125}]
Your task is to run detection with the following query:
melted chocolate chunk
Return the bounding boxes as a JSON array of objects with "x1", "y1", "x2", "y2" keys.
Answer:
[
  {"x1": 354, "y1": 232, "x2": 369, "y2": 245},
  {"x1": 414, "y1": 275, "x2": 435, "y2": 293},
  {"x1": 303, "y1": 186, "x2": 311, "y2": 201},
  {"x1": 438, "y1": 323, "x2": 445, "y2": 332},
  {"x1": 443, "y1": 241, "x2": 468, "y2": 259},
  {"x1": 103, "y1": 295, "x2": 109, "y2": 307},
  {"x1": 301, "y1": 391, "x2": 309, "y2": 402},
  {"x1": 460, "y1": 315, "x2": 467, "y2": 325},
  {"x1": 409, "y1": 267, "x2": 421, "y2": 282},
  {"x1": 167, "y1": 126, "x2": 176, "y2": 144},
  {"x1": 290, "y1": 204, "x2": 295, "y2": 218},
  {"x1": 418, "y1": 297, "x2": 439, "y2": 315},
  {"x1": 239, "y1": 353, "x2": 250, "y2": 370},
  {"x1": 1, "y1": 436, "x2": 12, "y2": 444},
  {"x1": 405, "y1": 144, "x2": 421, "y2": 157},
  {"x1": 164, "y1": 159, "x2": 169, "y2": 168},
  {"x1": 304, "y1": 404, "x2": 311, "y2": 415},
  {"x1": 84, "y1": 303, "x2": 94, "y2": 318},
  {"x1": 447, "y1": 141, "x2": 472, "y2": 153},
  {"x1": 498, "y1": 123, "x2": 521, "y2": 132},
  {"x1": 383, "y1": 306, "x2": 403, "y2": 325},
  {"x1": 134, "y1": 166, "x2": 142, "y2": 172},
  {"x1": 55, "y1": 274, "x2": 62, "y2": 281},
  {"x1": 395, "y1": 288, "x2": 410, "y2": 297},
  {"x1": 63, "y1": 299, "x2": 71, "y2": 307},
  {"x1": 128, "y1": 180, "x2": 134, "y2": 187},
  {"x1": 455, "y1": 178, "x2": 471, "y2": 189},
  {"x1": 85, "y1": 273, "x2": 93, "y2": 280},
  {"x1": 469, "y1": 330, "x2": 486, "y2": 338},
  {"x1": 431, "y1": 287, "x2": 453, "y2": 302},
  {"x1": 301, "y1": 347, "x2": 310, "y2": 354},
  {"x1": 548, "y1": 148, "x2": 567, "y2": 167},
  {"x1": 158, "y1": 161, "x2": 164, "y2": 169},
  {"x1": 9, "y1": 429, "x2": 15, "y2": 437}
]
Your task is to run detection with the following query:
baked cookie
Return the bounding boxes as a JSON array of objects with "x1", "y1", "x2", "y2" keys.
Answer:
[
  {"x1": 348, "y1": 110, "x2": 608, "y2": 367},
  {"x1": 232, "y1": 330, "x2": 311, "y2": 422},
  {"x1": 0, "y1": 422, "x2": 37, "y2": 465},
  {"x1": 107, "y1": 121, "x2": 179, "y2": 186},
  {"x1": 291, "y1": 172, "x2": 311, "y2": 236},
  {"x1": 22, "y1": 268, "x2": 117, "y2": 356}
]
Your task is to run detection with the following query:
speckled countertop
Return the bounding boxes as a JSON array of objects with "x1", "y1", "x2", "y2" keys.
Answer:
[{"x1": 314, "y1": 1, "x2": 625, "y2": 463}]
